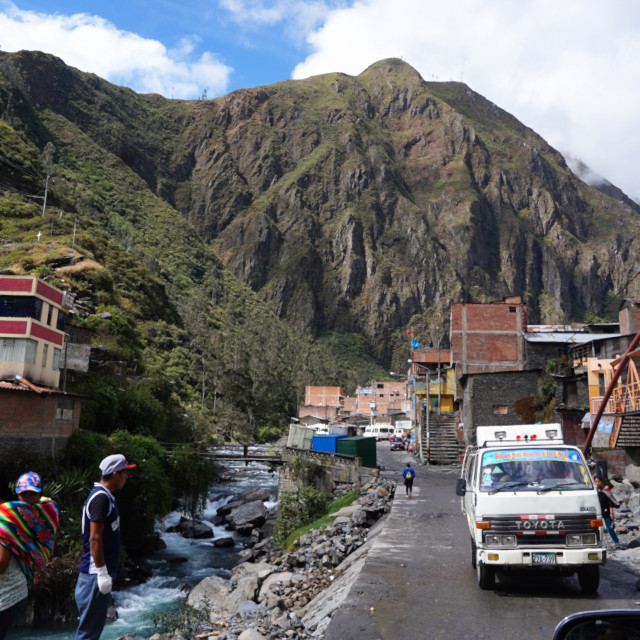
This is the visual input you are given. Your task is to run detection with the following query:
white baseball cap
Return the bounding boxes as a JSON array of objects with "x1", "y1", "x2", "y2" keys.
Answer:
[{"x1": 99, "y1": 454, "x2": 137, "y2": 475}]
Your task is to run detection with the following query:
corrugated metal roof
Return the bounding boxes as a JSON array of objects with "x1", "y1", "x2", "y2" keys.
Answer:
[{"x1": 524, "y1": 332, "x2": 622, "y2": 344}]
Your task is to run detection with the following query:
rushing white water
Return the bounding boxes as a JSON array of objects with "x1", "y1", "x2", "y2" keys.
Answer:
[{"x1": 10, "y1": 448, "x2": 280, "y2": 640}]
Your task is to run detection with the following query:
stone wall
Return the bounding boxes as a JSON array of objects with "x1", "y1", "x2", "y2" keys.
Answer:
[
  {"x1": 278, "y1": 448, "x2": 362, "y2": 498},
  {"x1": 462, "y1": 369, "x2": 542, "y2": 444}
]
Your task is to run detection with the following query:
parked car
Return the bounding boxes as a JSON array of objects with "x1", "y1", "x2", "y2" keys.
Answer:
[{"x1": 389, "y1": 437, "x2": 405, "y2": 451}]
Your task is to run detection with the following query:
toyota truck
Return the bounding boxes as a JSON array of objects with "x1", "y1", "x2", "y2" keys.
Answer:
[{"x1": 456, "y1": 423, "x2": 605, "y2": 593}]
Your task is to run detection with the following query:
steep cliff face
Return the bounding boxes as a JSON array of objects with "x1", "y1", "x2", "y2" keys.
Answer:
[
  {"x1": 2, "y1": 52, "x2": 639, "y2": 361},
  {"x1": 172, "y1": 58, "x2": 640, "y2": 354}
]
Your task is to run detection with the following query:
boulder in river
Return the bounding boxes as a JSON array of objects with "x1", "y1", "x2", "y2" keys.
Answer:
[
  {"x1": 166, "y1": 516, "x2": 214, "y2": 539},
  {"x1": 217, "y1": 488, "x2": 271, "y2": 518},
  {"x1": 213, "y1": 536, "x2": 235, "y2": 548},
  {"x1": 227, "y1": 500, "x2": 267, "y2": 535}
]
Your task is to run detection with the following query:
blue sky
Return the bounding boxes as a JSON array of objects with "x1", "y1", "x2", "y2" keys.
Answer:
[{"x1": 1, "y1": 0, "x2": 639, "y2": 200}]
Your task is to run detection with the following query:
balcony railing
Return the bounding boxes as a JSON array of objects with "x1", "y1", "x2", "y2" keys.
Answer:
[{"x1": 591, "y1": 379, "x2": 640, "y2": 415}]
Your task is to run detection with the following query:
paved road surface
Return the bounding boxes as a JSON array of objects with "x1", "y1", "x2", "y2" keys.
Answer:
[{"x1": 324, "y1": 443, "x2": 640, "y2": 640}]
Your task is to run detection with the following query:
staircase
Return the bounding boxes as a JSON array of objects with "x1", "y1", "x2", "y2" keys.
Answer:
[{"x1": 420, "y1": 412, "x2": 461, "y2": 464}]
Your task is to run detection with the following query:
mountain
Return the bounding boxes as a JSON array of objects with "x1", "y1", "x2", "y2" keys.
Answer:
[{"x1": 2, "y1": 51, "x2": 640, "y2": 377}]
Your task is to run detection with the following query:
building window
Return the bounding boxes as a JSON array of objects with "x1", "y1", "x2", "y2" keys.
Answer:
[
  {"x1": 34, "y1": 298, "x2": 42, "y2": 320},
  {"x1": 25, "y1": 339, "x2": 36, "y2": 364},
  {"x1": 493, "y1": 405, "x2": 508, "y2": 415},
  {"x1": 0, "y1": 338, "x2": 37, "y2": 364},
  {"x1": 56, "y1": 398, "x2": 74, "y2": 421},
  {"x1": 52, "y1": 347, "x2": 61, "y2": 371},
  {"x1": 41, "y1": 344, "x2": 49, "y2": 367},
  {"x1": 56, "y1": 311, "x2": 66, "y2": 331},
  {"x1": 47, "y1": 305, "x2": 53, "y2": 326}
]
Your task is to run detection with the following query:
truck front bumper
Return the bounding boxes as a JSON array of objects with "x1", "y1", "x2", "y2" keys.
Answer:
[{"x1": 478, "y1": 547, "x2": 605, "y2": 567}]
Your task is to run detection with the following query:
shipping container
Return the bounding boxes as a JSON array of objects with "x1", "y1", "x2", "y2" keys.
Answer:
[
  {"x1": 287, "y1": 424, "x2": 315, "y2": 450},
  {"x1": 336, "y1": 436, "x2": 377, "y2": 468},
  {"x1": 311, "y1": 433, "x2": 348, "y2": 453}
]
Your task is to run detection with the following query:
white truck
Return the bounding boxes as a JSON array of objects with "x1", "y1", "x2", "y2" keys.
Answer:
[{"x1": 456, "y1": 423, "x2": 605, "y2": 593}]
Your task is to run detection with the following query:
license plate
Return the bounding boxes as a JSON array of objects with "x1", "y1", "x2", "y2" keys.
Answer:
[{"x1": 532, "y1": 553, "x2": 557, "y2": 565}]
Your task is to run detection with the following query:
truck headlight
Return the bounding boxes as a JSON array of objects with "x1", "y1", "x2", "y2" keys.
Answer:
[
  {"x1": 566, "y1": 533, "x2": 597, "y2": 546},
  {"x1": 485, "y1": 534, "x2": 517, "y2": 547}
]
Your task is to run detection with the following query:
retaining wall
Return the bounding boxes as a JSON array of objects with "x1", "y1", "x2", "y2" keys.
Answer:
[{"x1": 278, "y1": 447, "x2": 362, "y2": 498}]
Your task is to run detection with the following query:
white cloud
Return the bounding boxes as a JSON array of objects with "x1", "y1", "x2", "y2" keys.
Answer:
[
  {"x1": 218, "y1": 0, "x2": 345, "y2": 43},
  {"x1": 0, "y1": 4, "x2": 232, "y2": 98},
  {"x1": 293, "y1": 0, "x2": 640, "y2": 200}
]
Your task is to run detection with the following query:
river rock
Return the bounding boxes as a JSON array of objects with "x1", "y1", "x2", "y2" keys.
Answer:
[
  {"x1": 231, "y1": 561, "x2": 274, "y2": 582},
  {"x1": 624, "y1": 464, "x2": 640, "y2": 485},
  {"x1": 238, "y1": 629, "x2": 268, "y2": 640},
  {"x1": 187, "y1": 575, "x2": 232, "y2": 620},
  {"x1": 213, "y1": 536, "x2": 236, "y2": 548},
  {"x1": 166, "y1": 517, "x2": 214, "y2": 539},
  {"x1": 217, "y1": 488, "x2": 271, "y2": 517},
  {"x1": 257, "y1": 571, "x2": 294, "y2": 602},
  {"x1": 228, "y1": 500, "x2": 268, "y2": 535},
  {"x1": 329, "y1": 505, "x2": 360, "y2": 518},
  {"x1": 628, "y1": 492, "x2": 640, "y2": 518}
]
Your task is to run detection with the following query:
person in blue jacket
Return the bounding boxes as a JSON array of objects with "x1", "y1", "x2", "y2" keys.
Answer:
[
  {"x1": 402, "y1": 463, "x2": 416, "y2": 498},
  {"x1": 75, "y1": 454, "x2": 136, "y2": 640}
]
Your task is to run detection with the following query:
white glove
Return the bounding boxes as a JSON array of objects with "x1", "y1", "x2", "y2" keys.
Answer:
[{"x1": 96, "y1": 565, "x2": 112, "y2": 595}]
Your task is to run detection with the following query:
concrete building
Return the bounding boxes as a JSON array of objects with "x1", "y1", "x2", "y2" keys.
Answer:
[
  {"x1": 299, "y1": 386, "x2": 344, "y2": 421},
  {"x1": 450, "y1": 297, "x2": 527, "y2": 400},
  {"x1": 0, "y1": 276, "x2": 81, "y2": 459},
  {"x1": 0, "y1": 275, "x2": 74, "y2": 388},
  {"x1": 355, "y1": 381, "x2": 405, "y2": 418}
]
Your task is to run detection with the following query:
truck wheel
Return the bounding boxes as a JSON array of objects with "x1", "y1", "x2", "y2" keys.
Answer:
[
  {"x1": 578, "y1": 566, "x2": 599, "y2": 594},
  {"x1": 471, "y1": 539, "x2": 477, "y2": 569},
  {"x1": 477, "y1": 562, "x2": 495, "y2": 590}
]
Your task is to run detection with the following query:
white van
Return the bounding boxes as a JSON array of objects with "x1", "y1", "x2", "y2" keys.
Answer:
[
  {"x1": 363, "y1": 423, "x2": 394, "y2": 440},
  {"x1": 456, "y1": 423, "x2": 605, "y2": 593}
]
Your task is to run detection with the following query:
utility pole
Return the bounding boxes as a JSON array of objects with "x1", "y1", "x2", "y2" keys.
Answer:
[
  {"x1": 41, "y1": 173, "x2": 50, "y2": 216},
  {"x1": 370, "y1": 378, "x2": 376, "y2": 426},
  {"x1": 437, "y1": 325, "x2": 442, "y2": 415}
]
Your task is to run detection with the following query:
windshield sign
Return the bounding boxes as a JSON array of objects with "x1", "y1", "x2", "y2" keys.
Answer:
[{"x1": 480, "y1": 448, "x2": 591, "y2": 492}]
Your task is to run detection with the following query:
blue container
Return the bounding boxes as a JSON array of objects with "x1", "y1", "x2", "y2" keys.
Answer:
[{"x1": 311, "y1": 434, "x2": 348, "y2": 453}]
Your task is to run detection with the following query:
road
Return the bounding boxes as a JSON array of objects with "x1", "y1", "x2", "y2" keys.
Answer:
[{"x1": 324, "y1": 442, "x2": 640, "y2": 640}]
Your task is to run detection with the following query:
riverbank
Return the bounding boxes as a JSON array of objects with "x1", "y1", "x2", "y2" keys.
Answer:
[
  {"x1": 10, "y1": 449, "x2": 281, "y2": 640},
  {"x1": 125, "y1": 471, "x2": 397, "y2": 640}
]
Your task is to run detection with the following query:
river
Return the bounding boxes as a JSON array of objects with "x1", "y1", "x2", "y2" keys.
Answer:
[{"x1": 9, "y1": 446, "x2": 280, "y2": 640}]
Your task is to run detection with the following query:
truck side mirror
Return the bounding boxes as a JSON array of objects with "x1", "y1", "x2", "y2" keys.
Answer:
[
  {"x1": 456, "y1": 478, "x2": 466, "y2": 496},
  {"x1": 552, "y1": 610, "x2": 640, "y2": 640}
]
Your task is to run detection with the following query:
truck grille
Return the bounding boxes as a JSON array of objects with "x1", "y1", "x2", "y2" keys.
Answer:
[{"x1": 485, "y1": 514, "x2": 599, "y2": 547}]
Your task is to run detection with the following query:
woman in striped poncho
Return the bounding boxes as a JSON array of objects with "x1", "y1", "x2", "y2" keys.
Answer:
[{"x1": 0, "y1": 472, "x2": 59, "y2": 639}]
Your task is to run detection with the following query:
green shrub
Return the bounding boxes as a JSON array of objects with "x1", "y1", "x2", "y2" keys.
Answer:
[
  {"x1": 168, "y1": 444, "x2": 216, "y2": 520},
  {"x1": 79, "y1": 376, "x2": 121, "y2": 434},
  {"x1": 275, "y1": 486, "x2": 329, "y2": 546},
  {"x1": 103, "y1": 431, "x2": 172, "y2": 550},
  {"x1": 61, "y1": 430, "x2": 107, "y2": 471}
]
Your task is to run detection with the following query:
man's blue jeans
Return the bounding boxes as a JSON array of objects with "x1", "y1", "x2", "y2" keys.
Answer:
[
  {"x1": 604, "y1": 517, "x2": 619, "y2": 544},
  {"x1": 75, "y1": 572, "x2": 110, "y2": 640}
]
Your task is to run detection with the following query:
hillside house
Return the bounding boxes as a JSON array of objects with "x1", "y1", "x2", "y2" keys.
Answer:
[{"x1": 0, "y1": 276, "x2": 82, "y2": 458}]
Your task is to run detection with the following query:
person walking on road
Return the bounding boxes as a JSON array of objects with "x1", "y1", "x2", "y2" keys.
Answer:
[
  {"x1": 402, "y1": 462, "x2": 415, "y2": 498},
  {"x1": 594, "y1": 475, "x2": 620, "y2": 547},
  {"x1": 75, "y1": 454, "x2": 136, "y2": 640}
]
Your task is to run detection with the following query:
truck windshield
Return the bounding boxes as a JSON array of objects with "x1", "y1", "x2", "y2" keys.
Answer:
[{"x1": 479, "y1": 448, "x2": 591, "y2": 492}]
